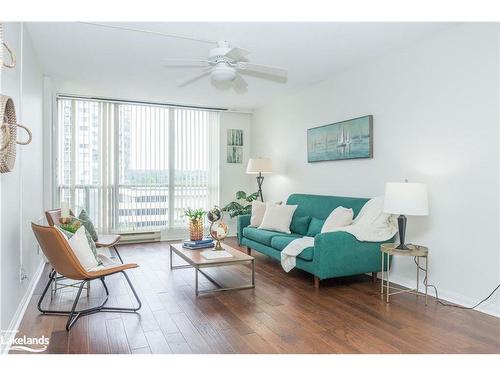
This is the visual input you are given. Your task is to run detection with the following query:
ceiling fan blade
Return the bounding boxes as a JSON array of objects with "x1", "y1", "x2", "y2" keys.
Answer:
[
  {"x1": 237, "y1": 62, "x2": 287, "y2": 80},
  {"x1": 177, "y1": 70, "x2": 212, "y2": 88},
  {"x1": 225, "y1": 47, "x2": 250, "y2": 61},
  {"x1": 233, "y1": 74, "x2": 248, "y2": 94},
  {"x1": 162, "y1": 58, "x2": 209, "y2": 68}
]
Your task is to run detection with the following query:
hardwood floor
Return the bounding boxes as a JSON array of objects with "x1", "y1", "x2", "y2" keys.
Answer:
[{"x1": 12, "y1": 238, "x2": 500, "y2": 354}]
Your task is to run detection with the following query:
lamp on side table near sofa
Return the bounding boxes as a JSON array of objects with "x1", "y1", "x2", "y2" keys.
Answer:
[
  {"x1": 246, "y1": 157, "x2": 273, "y2": 202},
  {"x1": 383, "y1": 180, "x2": 429, "y2": 250}
]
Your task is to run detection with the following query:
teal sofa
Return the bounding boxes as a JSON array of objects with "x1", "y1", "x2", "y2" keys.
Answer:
[{"x1": 237, "y1": 193, "x2": 392, "y2": 287}]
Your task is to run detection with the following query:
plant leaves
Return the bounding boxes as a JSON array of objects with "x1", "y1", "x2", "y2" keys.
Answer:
[
  {"x1": 235, "y1": 191, "x2": 247, "y2": 200},
  {"x1": 223, "y1": 190, "x2": 257, "y2": 218},
  {"x1": 246, "y1": 192, "x2": 259, "y2": 202}
]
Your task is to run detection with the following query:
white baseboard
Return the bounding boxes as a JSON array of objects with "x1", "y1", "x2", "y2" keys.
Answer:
[
  {"x1": 379, "y1": 272, "x2": 500, "y2": 318},
  {"x1": 1, "y1": 259, "x2": 45, "y2": 355}
]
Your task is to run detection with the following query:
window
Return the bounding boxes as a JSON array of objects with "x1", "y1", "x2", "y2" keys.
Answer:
[{"x1": 56, "y1": 97, "x2": 220, "y2": 233}]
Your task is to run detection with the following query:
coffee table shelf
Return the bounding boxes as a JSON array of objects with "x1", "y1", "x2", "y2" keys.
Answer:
[{"x1": 169, "y1": 242, "x2": 255, "y2": 296}]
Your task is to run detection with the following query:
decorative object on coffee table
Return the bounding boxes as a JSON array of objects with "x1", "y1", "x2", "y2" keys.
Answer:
[
  {"x1": 246, "y1": 158, "x2": 272, "y2": 202},
  {"x1": 210, "y1": 221, "x2": 228, "y2": 250},
  {"x1": 207, "y1": 205, "x2": 228, "y2": 250},
  {"x1": 207, "y1": 206, "x2": 223, "y2": 223},
  {"x1": 184, "y1": 208, "x2": 206, "y2": 241},
  {"x1": 383, "y1": 180, "x2": 429, "y2": 250}
]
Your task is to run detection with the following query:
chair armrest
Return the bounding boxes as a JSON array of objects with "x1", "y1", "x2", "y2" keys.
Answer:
[
  {"x1": 86, "y1": 262, "x2": 138, "y2": 279},
  {"x1": 313, "y1": 231, "x2": 388, "y2": 279},
  {"x1": 236, "y1": 214, "x2": 251, "y2": 245}
]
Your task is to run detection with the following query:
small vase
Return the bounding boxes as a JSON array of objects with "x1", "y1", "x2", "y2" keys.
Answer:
[{"x1": 189, "y1": 220, "x2": 204, "y2": 241}]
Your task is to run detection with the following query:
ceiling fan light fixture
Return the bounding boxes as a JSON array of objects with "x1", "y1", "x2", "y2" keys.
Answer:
[{"x1": 211, "y1": 64, "x2": 236, "y2": 82}]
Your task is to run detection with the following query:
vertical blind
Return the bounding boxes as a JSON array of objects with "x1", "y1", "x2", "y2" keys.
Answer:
[{"x1": 56, "y1": 97, "x2": 220, "y2": 233}]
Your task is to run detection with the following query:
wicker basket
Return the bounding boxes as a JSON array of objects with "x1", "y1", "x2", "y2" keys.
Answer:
[{"x1": 0, "y1": 95, "x2": 32, "y2": 173}]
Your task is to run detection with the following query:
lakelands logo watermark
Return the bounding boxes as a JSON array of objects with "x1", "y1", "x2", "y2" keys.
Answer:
[{"x1": 1, "y1": 330, "x2": 49, "y2": 353}]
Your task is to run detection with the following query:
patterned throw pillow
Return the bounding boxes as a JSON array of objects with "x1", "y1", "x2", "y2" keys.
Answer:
[
  {"x1": 78, "y1": 209, "x2": 98, "y2": 241},
  {"x1": 59, "y1": 216, "x2": 83, "y2": 234},
  {"x1": 57, "y1": 226, "x2": 102, "y2": 266}
]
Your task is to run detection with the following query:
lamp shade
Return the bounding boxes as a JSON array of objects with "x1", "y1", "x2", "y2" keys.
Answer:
[
  {"x1": 246, "y1": 158, "x2": 273, "y2": 174},
  {"x1": 383, "y1": 182, "x2": 429, "y2": 216}
]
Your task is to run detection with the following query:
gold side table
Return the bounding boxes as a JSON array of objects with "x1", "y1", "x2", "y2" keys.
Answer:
[{"x1": 380, "y1": 243, "x2": 429, "y2": 305}]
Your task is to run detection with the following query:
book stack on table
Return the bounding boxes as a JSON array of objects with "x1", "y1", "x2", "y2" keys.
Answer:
[{"x1": 182, "y1": 238, "x2": 214, "y2": 250}]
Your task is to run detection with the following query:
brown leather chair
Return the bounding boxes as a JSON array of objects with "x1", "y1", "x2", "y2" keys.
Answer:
[
  {"x1": 32, "y1": 222, "x2": 142, "y2": 331},
  {"x1": 45, "y1": 208, "x2": 123, "y2": 263}
]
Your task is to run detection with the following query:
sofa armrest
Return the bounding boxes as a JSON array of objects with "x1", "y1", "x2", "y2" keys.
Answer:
[
  {"x1": 313, "y1": 231, "x2": 390, "y2": 279},
  {"x1": 236, "y1": 214, "x2": 251, "y2": 245}
]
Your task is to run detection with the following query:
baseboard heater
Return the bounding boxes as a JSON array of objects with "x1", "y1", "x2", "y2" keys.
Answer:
[{"x1": 118, "y1": 231, "x2": 161, "y2": 244}]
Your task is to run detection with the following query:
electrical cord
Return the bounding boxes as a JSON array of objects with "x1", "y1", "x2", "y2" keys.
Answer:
[{"x1": 412, "y1": 256, "x2": 500, "y2": 310}]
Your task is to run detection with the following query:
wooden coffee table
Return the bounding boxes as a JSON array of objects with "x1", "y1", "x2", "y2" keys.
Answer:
[{"x1": 169, "y1": 242, "x2": 255, "y2": 296}]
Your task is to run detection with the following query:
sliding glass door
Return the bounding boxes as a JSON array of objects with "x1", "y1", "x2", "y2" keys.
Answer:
[{"x1": 56, "y1": 97, "x2": 220, "y2": 234}]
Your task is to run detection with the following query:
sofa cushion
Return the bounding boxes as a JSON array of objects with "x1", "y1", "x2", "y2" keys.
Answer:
[
  {"x1": 286, "y1": 193, "x2": 369, "y2": 220},
  {"x1": 243, "y1": 227, "x2": 300, "y2": 247},
  {"x1": 259, "y1": 203, "x2": 297, "y2": 234},
  {"x1": 249, "y1": 200, "x2": 267, "y2": 227},
  {"x1": 306, "y1": 217, "x2": 326, "y2": 237},
  {"x1": 321, "y1": 206, "x2": 353, "y2": 233},
  {"x1": 290, "y1": 215, "x2": 311, "y2": 236},
  {"x1": 270, "y1": 236, "x2": 314, "y2": 261}
]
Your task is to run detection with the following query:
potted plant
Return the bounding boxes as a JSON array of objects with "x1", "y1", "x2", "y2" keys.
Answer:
[
  {"x1": 222, "y1": 191, "x2": 259, "y2": 218},
  {"x1": 184, "y1": 208, "x2": 207, "y2": 241}
]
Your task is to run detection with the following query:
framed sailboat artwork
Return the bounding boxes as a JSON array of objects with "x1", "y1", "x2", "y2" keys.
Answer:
[{"x1": 307, "y1": 115, "x2": 373, "y2": 162}]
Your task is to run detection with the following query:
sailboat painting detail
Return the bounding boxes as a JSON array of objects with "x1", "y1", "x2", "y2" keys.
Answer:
[{"x1": 307, "y1": 115, "x2": 373, "y2": 162}]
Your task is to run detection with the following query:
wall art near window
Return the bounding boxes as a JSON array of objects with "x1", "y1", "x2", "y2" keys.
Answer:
[
  {"x1": 227, "y1": 146, "x2": 243, "y2": 164},
  {"x1": 226, "y1": 129, "x2": 243, "y2": 163},
  {"x1": 227, "y1": 129, "x2": 243, "y2": 146},
  {"x1": 307, "y1": 115, "x2": 373, "y2": 162}
]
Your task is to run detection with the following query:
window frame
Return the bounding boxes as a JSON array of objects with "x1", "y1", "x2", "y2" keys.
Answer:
[{"x1": 53, "y1": 95, "x2": 221, "y2": 234}]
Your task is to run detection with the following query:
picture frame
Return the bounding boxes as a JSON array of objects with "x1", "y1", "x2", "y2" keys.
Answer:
[{"x1": 307, "y1": 115, "x2": 373, "y2": 162}]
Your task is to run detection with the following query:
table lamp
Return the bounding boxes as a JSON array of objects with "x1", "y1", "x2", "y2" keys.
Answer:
[
  {"x1": 383, "y1": 180, "x2": 428, "y2": 250},
  {"x1": 246, "y1": 158, "x2": 272, "y2": 202}
]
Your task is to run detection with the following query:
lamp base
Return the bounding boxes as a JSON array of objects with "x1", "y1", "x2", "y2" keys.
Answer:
[
  {"x1": 256, "y1": 172, "x2": 264, "y2": 202},
  {"x1": 395, "y1": 243, "x2": 411, "y2": 250},
  {"x1": 396, "y1": 214, "x2": 409, "y2": 250}
]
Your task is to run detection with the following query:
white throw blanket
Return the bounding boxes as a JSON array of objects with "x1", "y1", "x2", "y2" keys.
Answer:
[
  {"x1": 281, "y1": 236, "x2": 315, "y2": 272},
  {"x1": 280, "y1": 196, "x2": 397, "y2": 272}
]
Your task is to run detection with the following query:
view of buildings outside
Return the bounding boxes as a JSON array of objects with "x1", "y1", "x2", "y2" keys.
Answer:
[{"x1": 57, "y1": 99, "x2": 214, "y2": 233}]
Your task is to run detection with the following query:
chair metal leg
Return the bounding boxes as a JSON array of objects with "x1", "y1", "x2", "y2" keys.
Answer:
[
  {"x1": 113, "y1": 245, "x2": 124, "y2": 264},
  {"x1": 65, "y1": 281, "x2": 87, "y2": 331},
  {"x1": 38, "y1": 270, "x2": 57, "y2": 313},
  {"x1": 37, "y1": 270, "x2": 141, "y2": 330},
  {"x1": 100, "y1": 271, "x2": 142, "y2": 312}
]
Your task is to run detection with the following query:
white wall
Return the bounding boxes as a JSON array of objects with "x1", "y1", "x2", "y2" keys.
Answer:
[
  {"x1": 0, "y1": 23, "x2": 44, "y2": 337},
  {"x1": 251, "y1": 23, "x2": 500, "y2": 316},
  {"x1": 220, "y1": 112, "x2": 253, "y2": 233}
]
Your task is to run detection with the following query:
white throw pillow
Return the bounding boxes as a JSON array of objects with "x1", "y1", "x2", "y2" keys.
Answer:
[
  {"x1": 321, "y1": 206, "x2": 354, "y2": 233},
  {"x1": 249, "y1": 200, "x2": 267, "y2": 227},
  {"x1": 56, "y1": 226, "x2": 100, "y2": 271},
  {"x1": 354, "y1": 196, "x2": 385, "y2": 226},
  {"x1": 258, "y1": 203, "x2": 298, "y2": 234}
]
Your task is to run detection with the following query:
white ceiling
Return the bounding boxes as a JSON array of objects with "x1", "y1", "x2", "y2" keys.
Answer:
[{"x1": 26, "y1": 22, "x2": 454, "y2": 110}]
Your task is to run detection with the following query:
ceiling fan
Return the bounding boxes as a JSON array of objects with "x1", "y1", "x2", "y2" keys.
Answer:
[
  {"x1": 162, "y1": 40, "x2": 288, "y2": 93},
  {"x1": 81, "y1": 23, "x2": 288, "y2": 94}
]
